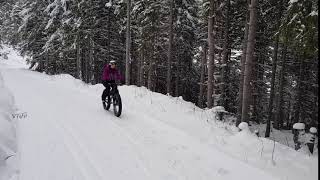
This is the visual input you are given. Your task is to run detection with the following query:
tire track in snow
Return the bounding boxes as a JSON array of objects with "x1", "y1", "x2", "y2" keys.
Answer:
[
  {"x1": 49, "y1": 80, "x2": 156, "y2": 179},
  {"x1": 110, "y1": 97, "x2": 211, "y2": 180},
  {"x1": 114, "y1": 94, "x2": 277, "y2": 180},
  {"x1": 1, "y1": 68, "x2": 89, "y2": 180},
  {"x1": 41, "y1": 77, "x2": 153, "y2": 180},
  {"x1": 2, "y1": 67, "x2": 282, "y2": 180},
  {"x1": 50, "y1": 118, "x2": 105, "y2": 180},
  {"x1": 101, "y1": 112, "x2": 156, "y2": 180},
  {"x1": 112, "y1": 112, "x2": 208, "y2": 180},
  {"x1": 31, "y1": 72, "x2": 154, "y2": 180},
  {"x1": 3, "y1": 68, "x2": 144, "y2": 180}
]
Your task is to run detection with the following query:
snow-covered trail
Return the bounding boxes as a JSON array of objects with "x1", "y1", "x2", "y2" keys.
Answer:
[{"x1": 0, "y1": 65, "x2": 280, "y2": 180}]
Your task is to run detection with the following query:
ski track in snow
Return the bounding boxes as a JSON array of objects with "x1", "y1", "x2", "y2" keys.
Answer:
[
  {"x1": 0, "y1": 65, "x2": 288, "y2": 180},
  {"x1": 2, "y1": 69, "x2": 152, "y2": 180}
]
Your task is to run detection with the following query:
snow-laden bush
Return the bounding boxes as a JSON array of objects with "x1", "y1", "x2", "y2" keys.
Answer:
[
  {"x1": 206, "y1": 106, "x2": 237, "y2": 125},
  {"x1": 293, "y1": 123, "x2": 305, "y2": 130},
  {"x1": 0, "y1": 46, "x2": 9, "y2": 61},
  {"x1": 292, "y1": 123, "x2": 305, "y2": 151},
  {"x1": 292, "y1": 123, "x2": 318, "y2": 154},
  {"x1": 238, "y1": 122, "x2": 249, "y2": 131},
  {"x1": 309, "y1": 127, "x2": 317, "y2": 134}
]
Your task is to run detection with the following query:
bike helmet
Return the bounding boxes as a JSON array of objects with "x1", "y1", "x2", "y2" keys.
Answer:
[{"x1": 109, "y1": 60, "x2": 116, "y2": 65}]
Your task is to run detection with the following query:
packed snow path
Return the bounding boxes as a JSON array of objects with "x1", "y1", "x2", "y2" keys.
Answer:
[{"x1": 0, "y1": 65, "x2": 284, "y2": 180}]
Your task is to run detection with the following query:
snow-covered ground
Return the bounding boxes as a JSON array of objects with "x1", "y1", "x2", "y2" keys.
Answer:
[
  {"x1": 0, "y1": 46, "x2": 22, "y2": 180},
  {"x1": 0, "y1": 47, "x2": 318, "y2": 180}
]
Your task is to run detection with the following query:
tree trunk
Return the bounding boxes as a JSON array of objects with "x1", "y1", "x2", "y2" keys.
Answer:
[
  {"x1": 45, "y1": 52, "x2": 49, "y2": 73},
  {"x1": 147, "y1": 64, "x2": 153, "y2": 90},
  {"x1": 76, "y1": 32, "x2": 82, "y2": 80},
  {"x1": 147, "y1": 45, "x2": 153, "y2": 90},
  {"x1": 175, "y1": 58, "x2": 180, "y2": 97},
  {"x1": 166, "y1": 0, "x2": 174, "y2": 95},
  {"x1": 89, "y1": 35, "x2": 95, "y2": 84},
  {"x1": 175, "y1": 74, "x2": 179, "y2": 97},
  {"x1": 288, "y1": 98, "x2": 293, "y2": 128},
  {"x1": 251, "y1": 50, "x2": 265, "y2": 124},
  {"x1": 137, "y1": 51, "x2": 141, "y2": 86},
  {"x1": 221, "y1": 0, "x2": 230, "y2": 110},
  {"x1": 85, "y1": 49, "x2": 89, "y2": 83},
  {"x1": 293, "y1": 57, "x2": 305, "y2": 123},
  {"x1": 274, "y1": 42, "x2": 287, "y2": 129},
  {"x1": 241, "y1": 0, "x2": 257, "y2": 123},
  {"x1": 125, "y1": 0, "x2": 131, "y2": 85},
  {"x1": 137, "y1": 45, "x2": 144, "y2": 87},
  {"x1": 38, "y1": 57, "x2": 44, "y2": 72},
  {"x1": 237, "y1": 0, "x2": 250, "y2": 125},
  {"x1": 265, "y1": 1, "x2": 283, "y2": 136},
  {"x1": 139, "y1": 66, "x2": 144, "y2": 87},
  {"x1": 198, "y1": 45, "x2": 207, "y2": 108},
  {"x1": 207, "y1": 0, "x2": 215, "y2": 108},
  {"x1": 312, "y1": 62, "x2": 318, "y2": 126}
]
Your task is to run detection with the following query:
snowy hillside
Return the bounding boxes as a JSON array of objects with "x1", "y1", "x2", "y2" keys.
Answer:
[{"x1": 0, "y1": 48, "x2": 318, "y2": 180}]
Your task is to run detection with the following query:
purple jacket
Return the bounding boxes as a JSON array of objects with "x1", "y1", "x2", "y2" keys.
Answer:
[{"x1": 102, "y1": 65, "x2": 123, "y2": 81}]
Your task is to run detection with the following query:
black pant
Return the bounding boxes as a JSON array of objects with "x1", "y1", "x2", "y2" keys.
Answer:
[{"x1": 101, "y1": 80, "x2": 118, "y2": 101}]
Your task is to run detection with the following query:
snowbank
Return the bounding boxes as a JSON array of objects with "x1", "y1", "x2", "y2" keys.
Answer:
[
  {"x1": 36, "y1": 74, "x2": 317, "y2": 180},
  {"x1": 0, "y1": 71, "x2": 18, "y2": 180},
  {"x1": 0, "y1": 46, "x2": 27, "y2": 69},
  {"x1": 223, "y1": 126, "x2": 317, "y2": 180}
]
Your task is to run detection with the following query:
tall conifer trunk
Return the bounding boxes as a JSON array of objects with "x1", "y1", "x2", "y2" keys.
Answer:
[
  {"x1": 241, "y1": 0, "x2": 257, "y2": 123},
  {"x1": 207, "y1": 0, "x2": 215, "y2": 108}
]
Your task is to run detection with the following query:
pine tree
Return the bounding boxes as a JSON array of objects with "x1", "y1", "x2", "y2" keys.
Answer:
[
  {"x1": 125, "y1": 0, "x2": 131, "y2": 85},
  {"x1": 241, "y1": 0, "x2": 257, "y2": 122},
  {"x1": 207, "y1": 0, "x2": 215, "y2": 108}
]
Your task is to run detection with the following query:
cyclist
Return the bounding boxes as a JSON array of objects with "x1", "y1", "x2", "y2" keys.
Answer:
[{"x1": 101, "y1": 60, "x2": 123, "y2": 106}]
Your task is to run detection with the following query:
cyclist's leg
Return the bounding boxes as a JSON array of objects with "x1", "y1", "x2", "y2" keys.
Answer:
[
  {"x1": 102, "y1": 82, "x2": 111, "y2": 102},
  {"x1": 111, "y1": 83, "x2": 118, "y2": 94},
  {"x1": 110, "y1": 83, "x2": 119, "y2": 106},
  {"x1": 108, "y1": 80, "x2": 117, "y2": 94}
]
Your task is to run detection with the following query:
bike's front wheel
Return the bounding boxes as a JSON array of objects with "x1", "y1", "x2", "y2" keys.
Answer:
[
  {"x1": 113, "y1": 93, "x2": 122, "y2": 117},
  {"x1": 103, "y1": 96, "x2": 111, "y2": 110}
]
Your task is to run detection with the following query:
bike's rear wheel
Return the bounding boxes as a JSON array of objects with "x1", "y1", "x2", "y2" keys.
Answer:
[{"x1": 113, "y1": 93, "x2": 122, "y2": 117}]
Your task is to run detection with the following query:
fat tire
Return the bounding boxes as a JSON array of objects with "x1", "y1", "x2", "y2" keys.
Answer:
[
  {"x1": 103, "y1": 97, "x2": 111, "y2": 110},
  {"x1": 113, "y1": 93, "x2": 122, "y2": 117}
]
